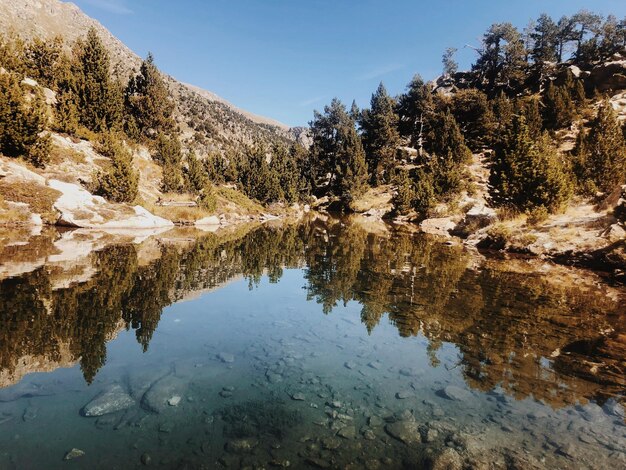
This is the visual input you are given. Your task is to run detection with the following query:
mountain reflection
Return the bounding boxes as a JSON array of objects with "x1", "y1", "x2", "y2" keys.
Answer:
[{"x1": 0, "y1": 218, "x2": 623, "y2": 409}]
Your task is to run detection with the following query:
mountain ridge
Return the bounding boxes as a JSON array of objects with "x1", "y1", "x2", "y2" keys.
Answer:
[{"x1": 0, "y1": 0, "x2": 292, "y2": 150}]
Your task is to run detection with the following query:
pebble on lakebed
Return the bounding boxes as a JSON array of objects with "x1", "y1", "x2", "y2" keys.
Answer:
[{"x1": 64, "y1": 448, "x2": 85, "y2": 460}]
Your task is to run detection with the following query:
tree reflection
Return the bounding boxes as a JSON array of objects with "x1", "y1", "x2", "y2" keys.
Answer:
[{"x1": 0, "y1": 217, "x2": 623, "y2": 409}]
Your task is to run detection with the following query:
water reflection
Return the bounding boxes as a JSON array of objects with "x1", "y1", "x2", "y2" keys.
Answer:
[{"x1": 0, "y1": 217, "x2": 623, "y2": 411}]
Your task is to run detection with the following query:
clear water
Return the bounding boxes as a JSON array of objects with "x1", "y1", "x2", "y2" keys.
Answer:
[{"x1": 0, "y1": 218, "x2": 624, "y2": 469}]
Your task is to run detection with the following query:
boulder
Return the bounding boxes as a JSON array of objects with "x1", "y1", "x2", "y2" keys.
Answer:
[
  {"x1": 602, "y1": 224, "x2": 626, "y2": 242},
  {"x1": 81, "y1": 384, "x2": 134, "y2": 417},
  {"x1": 589, "y1": 60, "x2": 626, "y2": 92},
  {"x1": 420, "y1": 217, "x2": 456, "y2": 237},
  {"x1": 385, "y1": 419, "x2": 420, "y2": 445},
  {"x1": 49, "y1": 179, "x2": 173, "y2": 229},
  {"x1": 141, "y1": 375, "x2": 187, "y2": 413},
  {"x1": 195, "y1": 215, "x2": 220, "y2": 226},
  {"x1": 429, "y1": 448, "x2": 463, "y2": 470}
]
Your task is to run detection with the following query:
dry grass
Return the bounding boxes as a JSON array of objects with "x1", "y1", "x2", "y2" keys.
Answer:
[
  {"x1": 350, "y1": 185, "x2": 393, "y2": 213},
  {"x1": 47, "y1": 143, "x2": 86, "y2": 165},
  {"x1": 0, "y1": 181, "x2": 62, "y2": 223},
  {"x1": 216, "y1": 187, "x2": 264, "y2": 215}
]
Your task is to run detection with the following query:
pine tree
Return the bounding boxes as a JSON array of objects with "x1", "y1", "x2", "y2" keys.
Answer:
[
  {"x1": 412, "y1": 169, "x2": 435, "y2": 214},
  {"x1": 155, "y1": 133, "x2": 184, "y2": 193},
  {"x1": 575, "y1": 100, "x2": 626, "y2": 194},
  {"x1": 425, "y1": 109, "x2": 472, "y2": 164},
  {"x1": 489, "y1": 116, "x2": 572, "y2": 211},
  {"x1": 54, "y1": 90, "x2": 80, "y2": 135},
  {"x1": 361, "y1": 82, "x2": 400, "y2": 185},
  {"x1": 521, "y1": 97, "x2": 543, "y2": 138},
  {"x1": 76, "y1": 28, "x2": 122, "y2": 132},
  {"x1": 450, "y1": 88, "x2": 493, "y2": 150},
  {"x1": 185, "y1": 150, "x2": 209, "y2": 194},
  {"x1": 473, "y1": 23, "x2": 527, "y2": 92},
  {"x1": 93, "y1": 136, "x2": 138, "y2": 203},
  {"x1": 530, "y1": 14, "x2": 559, "y2": 63},
  {"x1": 392, "y1": 169, "x2": 415, "y2": 215},
  {"x1": 309, "y1": 98, "x2": 368, "y2": 200},
  {"x1": 23, "y1": 36, "x2": 65, "y2": 89},
  {"x1": 442, "y1": 47, "x2": 458, "y2": 76},
  {"x1": 543, "y1": 81, "x2": 574, "y2": 130},
  {"x1": 397, "y1": 75, "x2": 434, "y2": 151},
  {"x1": 0, "y1": 72, "x2": 50, "y2": 167},
  {"x1": 337, "y1": 122, "x2": 368, "y2": 202},
  {"x1": 125, "y1": 53, "x2": 175, "y2": 138}
]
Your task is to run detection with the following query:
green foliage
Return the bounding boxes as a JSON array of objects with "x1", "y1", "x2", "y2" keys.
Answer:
[
  {"x1": 392, "y1": 169, "x2": 415, "y2": 215},
  {"x1": 412, "y1": 169, "x2": 436, "y2": 214},
  {"x1": 489, "y1": 116, "x2": 572, "y2": 212},
  {"x1": 526, "y1": 205, "x2": 549, "y2": 226},
  {"x1": 442, "y1": 47, "x2": 458, "y2": 76},
  {"x1": 54, "y1": 90, "x2": 80, "y2": 135},
  {"x1": 424, "y1": 109, "x2": 472, "y2": 164},
  {"x1": 450, "y1": 88, "x2": 493, "y2": 151},
  {"x1": 574, "y1": 100, "x2": 626, "y2": 194},
  {"x1": 530, "y1": 14, "x2": 559, "y2": 63},
  {"x1": 155, "y1": 133, "x2": 184, "y2": 193},
  {"x1": 93, "y1": 134, "x2": 138, "y2": 203},
  {"x1": 23, "y1": 36, "x2": 65, "y2": 89},
  {"x1": 361, "y1": 82, "x2": 400, "y2": 185},
  {"x1": 0, "y1": 72, "x2": 50, "y2": 167},
  {"x1": 125, "y1": 53, "x2": 175, "y2": 138},
  {"x1": 238, "y1": 145, "x2": 282, "y2": 203},
  {"x1": 543, "y1": 81, "x2": 574, "y2": 130},
  {"x1": 309, "y1": 98, "x2": 368, "y2": 202},
  {"x1": 397, "y1": 75, "x2": 434, "y2": 150},
  {"x1": 184, "y1": 150, "x2": 209, "y2": 194},
  {"x1": 473, "y1": 22, "x2": 527, "y2": 91},
  {"x1": 75, "y1": 28, "x2": 123, "y2": 132}
]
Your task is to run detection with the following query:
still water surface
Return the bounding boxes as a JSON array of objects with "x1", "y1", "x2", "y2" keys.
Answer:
[{"x1": 0, "y1": 218, "x2": 624, "y2": 469}]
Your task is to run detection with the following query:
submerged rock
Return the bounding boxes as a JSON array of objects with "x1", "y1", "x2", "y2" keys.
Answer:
[
  {"x1": 64, "y1": 448, "x2": 85, "y2": 460},
  {"x1": 217, "y1": 352, "x2": 235, "y2": 363},
  {"x1": 225, "y1": 438, "x2": 258, "y2": 453},
  {"x1": 438, "y1": 386, "x2": 471, "y2": 401},
  {"x1": 81, "y1": 384, "x2": 134, "y2": 417},
  {"x1": 141, "y1": 375, "x2": 186, "y2": 413},
  {"x1": 429, "y1": 448, "x2": 463, "y2": 470},
  {"x1": 385, "y1": 420, "x2": 420, "y2": 445}
]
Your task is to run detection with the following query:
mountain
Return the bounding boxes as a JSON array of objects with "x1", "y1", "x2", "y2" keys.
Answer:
[{"x1": 0, "y1": 0, "x2": 293, "y2": 154}]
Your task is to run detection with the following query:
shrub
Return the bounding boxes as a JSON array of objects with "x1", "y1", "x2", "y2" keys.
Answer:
[
  {"x1": 526, "y1": 205, "x2": 549, "y2": 226},
  {"x1": 93, "y1": 137, "x2": 138, "y2": 203}
]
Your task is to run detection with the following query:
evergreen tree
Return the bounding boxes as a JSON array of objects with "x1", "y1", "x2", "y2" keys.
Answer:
[
  {"x1": 76, "y1": 28, "x2": 122, "y2": 132},
  {"x1": 473, "y1": 23, "x2": 527, "y2": 92},
  {"x1": 270, "y1": 144, "x2": 302, "y2": 203},
  {"x1": 450, "y1": 88, "x2": 493, "y2": 150},
  {"x1": 0, "y1": 72, "x2": 50, "y2": 167},
  {"x1": 392, "y1": 169, "x2": 415, "y2": 215},
  {"x1": 424, "y1": 109, "x2": 472, "y2": 164},
  {"x1": 93, "y1": 135, "x2": 138, "y2": 203},
  {"x1": 337, "y1": 122, "x2": 368, "y2": 202},
  {"x1": 571, "y1": 10, "x2": 602, "y2": 62},
  {"x1": 412, "y1": 169, "x2": 435, "y2": 215},
  {"x1": 23, "y1": 36, "x2": 64, "y2": 89},
  {"x1": 309, "y1": 98, "x2": 368, "y2": 201},
  {"x1": 543, "y1": 81, "x2": 574, "y2": 130},
  {"x1": 489, "y1": 116, "x2": 572, "y2": 211},
  {"x1": 361, "y1": 82, "x2": 400, "y2": 185},
  {"x1": 530, "y1": 14, "x2": 559, "y2": 63},
  {"x1": 575, "y1": 100, "x2": 626, "y2": 194},
  {"x1": 125, "y1": 53, "x2": 175, "y2": 138},
  {"x1": 155, "y1": 133, "x2": 184, "y2": 193},
  {"x1": 54, "y1": 90, "x2": 80, "y2": 135},
  {"x1": 185, "y1": 150, "x2": 209, "y2": 194},
  {"x1": 555, "y1": 16, "x2": 576, "y2": 62},
  {"x1": 442, "y1": 47, "x2": 458, "y2": 76},
  {"x1": 397, "y1": 75, "x2": 434, "y2": 152},
  {"x1": 521, "y1": 97, "x2": 543, "y2": 139}
]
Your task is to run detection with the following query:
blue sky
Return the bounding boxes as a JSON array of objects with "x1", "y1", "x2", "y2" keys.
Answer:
[{"x1": 74, "y1": 0, "x2": 626, "y2": 127}]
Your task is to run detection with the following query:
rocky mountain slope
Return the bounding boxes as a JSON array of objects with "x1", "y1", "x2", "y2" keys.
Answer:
[{"x1": 0, "y1": 0, "x2": 293, "y2": 155}]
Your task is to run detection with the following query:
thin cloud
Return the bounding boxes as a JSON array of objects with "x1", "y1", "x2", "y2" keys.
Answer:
[
  {"x1": 299, "y1": 96, "x2": 323, "y2": 107},
  {"x1": 81, "y1": 0, "x2": 133, "y2": 15},
  {"x1": 357, "y1": 63, "x2": 405, "y2": 81}
]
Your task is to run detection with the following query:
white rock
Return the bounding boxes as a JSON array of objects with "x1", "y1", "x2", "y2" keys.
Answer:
[
  {"x1": 195, "y1": 215, "x2": 220, "y2": 226},
  {"x1": 81, "y1": 384, "x2": 134, "y2": 417},
  {"x1": 167, "y1": 395, "x2": 181, "y2": 406}
]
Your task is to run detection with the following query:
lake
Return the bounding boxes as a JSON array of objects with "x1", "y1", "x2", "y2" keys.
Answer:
[{"x1": 0, "y1": 216, "x2": 624, "y2": 469}]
